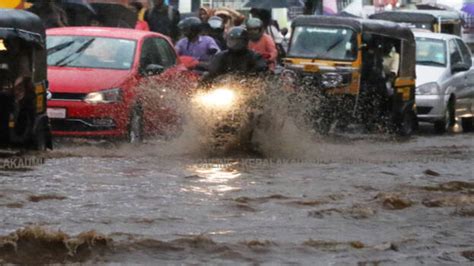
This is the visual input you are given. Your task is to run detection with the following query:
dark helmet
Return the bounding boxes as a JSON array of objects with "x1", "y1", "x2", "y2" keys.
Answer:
[
  {"x1": 226, "y1": 27, "x2": 249, "y2": 52},
  {"x1": 246, "y1": 18, "x2": 263, "y2": 41},
  {"x1": 178, "y1": 17, "x2": 202, "y2": 37}
]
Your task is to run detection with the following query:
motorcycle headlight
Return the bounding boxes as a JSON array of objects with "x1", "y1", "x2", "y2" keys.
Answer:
[
  {"x1": 196, "y1": 87, "x2": 237, "y2": 109},
  {"x1": 280, "y1": 69, "x2": 298, "y2": 84},
  {"x1": 416, "y1": 82, "x2": 440, "y2": 95},
  {"x1": 84, "y1": 88, "x2": 122, "y2": 104}
]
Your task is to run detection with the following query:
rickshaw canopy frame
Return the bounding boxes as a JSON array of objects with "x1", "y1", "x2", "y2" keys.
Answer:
[{"x1": 0, "y1": 9, "x2": 45, "y2": 47}]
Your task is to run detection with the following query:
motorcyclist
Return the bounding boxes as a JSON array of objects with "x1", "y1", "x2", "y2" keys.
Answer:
[
  {"x1": 207, "y1": 16, "x2": 227, "y2": 50},
  {"x1": 203, "y1": 26, "x2": 268, "y2": 82},
  {"x1": 246, "y1": 18, "x2": 278, "y2": 70},
  {"x1": 175, "y1": 17, "x2": 220, "y2": 71}
]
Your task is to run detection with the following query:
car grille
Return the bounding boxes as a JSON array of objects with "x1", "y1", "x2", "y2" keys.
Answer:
[
  {"x1": 51, "y1": 118, "x2": 115, "y2": 132},
  {"x1": 417, "y1": 106, "x2": 433, "y2": 115},
  {"x1": 51, "y1": 92, "x2": 86, "y2": 101}
]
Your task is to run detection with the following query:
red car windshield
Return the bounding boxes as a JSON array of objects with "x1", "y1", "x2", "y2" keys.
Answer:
[{"x1": 47, "y1": 36, "x2": 136, "y2": 70}]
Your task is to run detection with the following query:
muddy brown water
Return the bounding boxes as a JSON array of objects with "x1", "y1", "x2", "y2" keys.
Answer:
[{"x1": 0, "y1": 127, "x2": 473, "y2": 264}]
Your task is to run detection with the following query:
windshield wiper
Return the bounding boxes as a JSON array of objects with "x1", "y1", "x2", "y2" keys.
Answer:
[
  {"x1": 417, "y1": 60, "x2": 445, "y2": 66},
  {"x1": 52, "y1": 38, "x2": 95, "y2": 67},
  {"x1": 47, "y1": 40, "x2": 76, "y2": 55},
  {"x1": 315, "y1": 37, "x2": 346, "y2": 59}
]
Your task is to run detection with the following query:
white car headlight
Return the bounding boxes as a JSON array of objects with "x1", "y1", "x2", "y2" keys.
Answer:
[
  {"x1": 84, "y1": 88, "x2": 122, "y2": 104},
  {"x1": 416, "y1": 82, "x2": 440, "y2": 95}
]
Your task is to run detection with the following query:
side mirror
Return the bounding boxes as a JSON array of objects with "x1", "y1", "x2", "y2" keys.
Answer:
[
  {"x1": 141, "y1": 64, "x2": 164, "y2": 76},
  {"x1": 451, "y1": 62, "x2": 470, "y2": 73}
]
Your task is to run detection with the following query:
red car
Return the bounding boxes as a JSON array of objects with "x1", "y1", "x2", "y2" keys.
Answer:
[{"x1": 46, "y1": 27, "x2": 191, "y2": 142}]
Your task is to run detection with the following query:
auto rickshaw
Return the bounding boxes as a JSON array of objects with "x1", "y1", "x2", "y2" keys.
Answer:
[
  {"x1": 369, "y1": 10, "x2": 462, "y2": 36},
  {"x1": 284, "y1": 15, "x2": 417, "y2": 135},
  {"x1": 0, "y1": 9, "x2": 52, "y2": 150}
]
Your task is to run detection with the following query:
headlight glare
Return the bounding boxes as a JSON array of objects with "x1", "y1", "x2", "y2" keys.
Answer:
[{"x1": 196, "y1": 87, "x2": 237, "y2": 109}]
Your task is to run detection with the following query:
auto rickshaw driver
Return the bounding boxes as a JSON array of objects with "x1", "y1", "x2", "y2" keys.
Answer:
[{"x1": 0, "y1": 38, "x2": 34, "y2": 110}]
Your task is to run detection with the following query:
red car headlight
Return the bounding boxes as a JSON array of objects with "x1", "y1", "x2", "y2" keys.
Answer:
[{"x1": 84, "y1": 88, "x2": 122, "y2": 104}]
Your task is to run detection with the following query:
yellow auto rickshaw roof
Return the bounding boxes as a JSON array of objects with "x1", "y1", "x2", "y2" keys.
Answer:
[{"x1": 292, "y1": 15, "x2": 415, "y2": 42}]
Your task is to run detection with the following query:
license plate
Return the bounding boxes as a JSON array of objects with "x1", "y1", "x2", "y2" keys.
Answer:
[
  {"x1": 47, "y1": 108, "x2": 66, "y2": 119},
  {"x1": 304, "y1": 64, "x2": 319, "y2": 72}
]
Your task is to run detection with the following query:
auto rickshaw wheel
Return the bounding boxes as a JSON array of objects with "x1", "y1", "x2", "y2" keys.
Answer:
[
  {"x1": 10, "y1": 105, "x2": 33, "y2": 143},
  {"x1": 397, "y1": 111, "x2": 416, "y2": 137},
  {"x1": 128, "y1": 106, "x2": 144, "y2": 144},
  {"x1": 31, "y1": 120, "x2": 48, "y2": 151},
  {"x1": 461, "y1": 117, "x2": 473, "y2": 132},
  {"x1": 434, "y1": 98, "x2": 456, "y2": 134}
]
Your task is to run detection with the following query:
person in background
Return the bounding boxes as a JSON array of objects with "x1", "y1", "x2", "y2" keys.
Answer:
[
  {"x1": 175, "y1": 17, "x2": 220, "y2": 70},
  {"x1": 145, "y1": 0, "x2": 180, "y2": 42},
  {"x1": 250, "y1": 8, "x2": 285, "y2": 62},
  {"x1": 130, "y1": 1, "x2": 150, "y2": 31},
  {"x1": 1, "y1": 39, "x2": 33, "y2": 109},
  {"x1": 27, "y1": 0, "x2": 68, "y2": 29},
  {"x1": 246, "y1": 18, "x2": 278, "y2": 70},
  {"x1": 198, "y1": 7, "x2": 211, "y2": 24},
  {"x1": 207, "y1": 16, "x2": 227, "y2": 50},
  {"x1": 382, "y1": 42, "x2": 399, "y2": 96},
  {"x1": 280, "y1": 27, "x2": 290, "y2": 52},
  {"x1": 214, "y1": 8, "x2": 245, "y2": 33},
  {"x1": 204, "y1": 27, "x2": 268, "y2": 82}
]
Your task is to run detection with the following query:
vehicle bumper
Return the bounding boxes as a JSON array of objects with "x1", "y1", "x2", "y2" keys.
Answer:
[
  {"x1": 47, "y1": 100, "x2": 128, "y2": 138},
  {"x1": 415, "y1": 94, "x2": 447, "y2": 122}
]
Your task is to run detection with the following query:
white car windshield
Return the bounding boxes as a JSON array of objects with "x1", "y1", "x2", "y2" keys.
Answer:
[
  {"x1": 416, "y1": 37, "x2": 446, "y2": 67},
  {"x1": 47, "y1": 36, "x2": 136, "y2": 70}
]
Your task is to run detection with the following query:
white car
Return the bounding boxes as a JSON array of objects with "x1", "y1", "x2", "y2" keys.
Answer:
[{"x1": 414, "y1": 31, "x2": 474, "y2": 132}]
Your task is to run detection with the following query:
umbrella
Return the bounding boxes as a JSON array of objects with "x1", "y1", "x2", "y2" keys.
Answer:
[
  {"x1": 416, "y1": 4, "x2": 452, "y2": 11},
  {"x1": 58, "y1": 1, "x2": 97, "y2": 26},
  {"x1": 337, "y1": 11, "x2": 360, "y2": 18},
  {"x1": 243, "y1": 0, "x2": 289, "y2": 9},
  {"x1": 59, "y1": 0, "x2": 95, "y2": 14},
  {"x1": 462, "y1": 4, "x2": 474, "y2": 15},
  {"x1": 90, "y1": 3, "x2": 137, "y2": 28}
]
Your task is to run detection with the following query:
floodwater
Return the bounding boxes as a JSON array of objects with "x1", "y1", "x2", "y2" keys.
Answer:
[{"x1": 0, "y1": 123, "x2": 472, "y2": 265}]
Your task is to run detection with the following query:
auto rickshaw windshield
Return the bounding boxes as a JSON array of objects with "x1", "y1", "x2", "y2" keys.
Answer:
[{"x1": 289, "y1": 26, "x2": 357, "y2": 61}]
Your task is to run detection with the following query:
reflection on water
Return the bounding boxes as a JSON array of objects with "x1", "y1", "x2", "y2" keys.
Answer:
[{"x1": 185, "y1": 162, "x2": 242, "y2": 194}]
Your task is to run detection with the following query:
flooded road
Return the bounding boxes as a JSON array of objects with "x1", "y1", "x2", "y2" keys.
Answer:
[{"x1": 0, "y1": 127, "x2": 473, "y2": 264}]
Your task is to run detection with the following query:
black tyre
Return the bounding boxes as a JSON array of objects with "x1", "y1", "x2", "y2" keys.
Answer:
[
  {"x1": 434, "y1": 98, "x2": 455, "y2": 133},
  {"x1": 10, "y1": 106, "x2": 33, "y2": 143},
  {"x1": 397, "y1": 111, "x2": 416, "y2": 136},
  {"x1": 461, "y1": 117, "x2": 473, "y2": 132},
  {"x1": 128, "y1": 107, "x2": 143, "y2": 144},
  {"x1": 31, "y1": 120, "x2": 48, "y2": 151}
]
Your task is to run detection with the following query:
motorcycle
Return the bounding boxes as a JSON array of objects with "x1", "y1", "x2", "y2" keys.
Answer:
[
  {"x1": 187, "y1": 73, "x2": 304, "y2": 154},
  {"x1": 189, "y1": 76, "x2": 262, "y2": 153}
]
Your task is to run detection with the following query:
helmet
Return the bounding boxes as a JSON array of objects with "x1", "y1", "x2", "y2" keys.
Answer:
[
  {"x1": 178, "y1": 17, "x2": 202, "y2": 37},
  {"x1": 245, "y1": 18, "x2": 263, "y2": 41},
  {"x1": 208, "y1": 16, "x2": 224, "y2": 30},
  {"x1": 226, "y1": 27, "x2": 249, "y2": 52}
]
